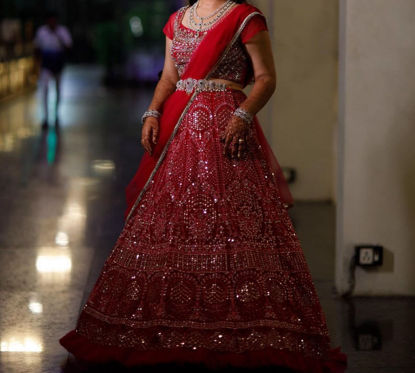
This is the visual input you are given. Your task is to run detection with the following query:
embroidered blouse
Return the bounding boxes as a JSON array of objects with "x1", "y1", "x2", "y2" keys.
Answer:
[{"x1": 163, "y1": 6, "x2": 268, "y2": 86}]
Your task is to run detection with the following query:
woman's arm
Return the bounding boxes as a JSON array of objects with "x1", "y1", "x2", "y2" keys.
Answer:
[
  {"x1": 222, "y1": 30, "x2": 277, "y2": 159},
  {"x1": 141, "y1": 37, "x2": 179, "y2": 155},
  {"x1": 240, "y1": 30, "x2": 277, "y2": 115}
]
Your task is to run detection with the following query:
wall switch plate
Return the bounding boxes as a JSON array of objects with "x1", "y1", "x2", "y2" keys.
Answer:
[{"x1": 355, "y1": 245, "x2": 383, "y2": 267}]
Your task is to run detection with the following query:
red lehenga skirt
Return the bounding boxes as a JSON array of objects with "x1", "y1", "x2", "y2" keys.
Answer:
[{"x1": 60, "y1": 88, "x2": 347, "y2": 372}]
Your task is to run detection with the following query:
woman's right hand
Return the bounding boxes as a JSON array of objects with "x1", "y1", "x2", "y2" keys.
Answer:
[{"x1": 141, "y1": 117, "x2": 160, "y2": 155}]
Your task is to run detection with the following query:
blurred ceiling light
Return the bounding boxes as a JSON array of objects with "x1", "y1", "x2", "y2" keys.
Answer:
[
  {"x1": 29, "y1": 302, "x2": 43, "y2": 314},
  {"x1": 55, "y1": 231, "x2": 69, "y2": 247},
  {"x1": 0, "y1": 337, "x2": 43, "y2": 352},
  {"x1": 92, "y1": 160, "x2": 116, "y2": 176},
  {"x1": 36, "y1": 255, "x2": 72, "y2": 273},
  {"x1": 130, "y1": 16, "x2": 144, "y2": 37}
]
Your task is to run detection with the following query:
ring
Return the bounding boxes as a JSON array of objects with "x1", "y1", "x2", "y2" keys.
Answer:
[{"x1": 238, "y1": 138, "x2": 245, "y2": 143}]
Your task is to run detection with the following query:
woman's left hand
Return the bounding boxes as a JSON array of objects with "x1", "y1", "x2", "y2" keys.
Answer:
[{"x1": 221, "y1": 115, "x2": 252, "y2": 159}]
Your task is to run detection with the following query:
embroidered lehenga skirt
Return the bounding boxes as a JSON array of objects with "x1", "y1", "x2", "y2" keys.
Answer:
[{"x1": 60, "y1": 88, "x2": 346, "y2": 372}]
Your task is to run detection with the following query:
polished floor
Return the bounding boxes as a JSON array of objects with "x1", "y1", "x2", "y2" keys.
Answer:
[{"x1": 0, "y1": 66, "x2": 414, "y2": 373}]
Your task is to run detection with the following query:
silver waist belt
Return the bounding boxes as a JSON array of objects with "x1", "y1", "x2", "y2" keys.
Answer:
[{"x1": 176, "y1": 78, "x2": 228, "y2": 94}]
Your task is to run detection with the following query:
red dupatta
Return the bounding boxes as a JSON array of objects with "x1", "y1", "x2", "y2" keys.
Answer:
[{"x1": 125, "y1": 3, "x2": 293, "y2": 221}]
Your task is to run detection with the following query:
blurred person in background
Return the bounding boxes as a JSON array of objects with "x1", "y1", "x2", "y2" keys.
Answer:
[{"x1": 34, "y1": 11, "x2": 72, "y2": 129}]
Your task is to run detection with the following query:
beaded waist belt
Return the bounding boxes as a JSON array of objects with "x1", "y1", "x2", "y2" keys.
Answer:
[{"x1": 176, "y1": 78, "x2": 230, "y2": 94}]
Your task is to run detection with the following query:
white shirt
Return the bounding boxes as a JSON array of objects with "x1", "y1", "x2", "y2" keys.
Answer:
[{"x1": 34, "y1": 25, "x2": 73, "y2": 52}]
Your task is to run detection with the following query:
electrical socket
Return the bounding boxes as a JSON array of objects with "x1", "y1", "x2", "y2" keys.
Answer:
[
  {"x1": 355, "y1": 245, "x2": 383, "y2": 267},
  {"x1": 359, "y1": 248, "x2": 374, "y2": 265}
]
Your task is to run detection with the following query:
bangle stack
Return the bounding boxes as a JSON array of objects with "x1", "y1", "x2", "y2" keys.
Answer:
[
  {"x1": 234, "y1": 107, "x2": 254, "y2": 125},
  {"x1": 141, "y1": 110, "x2": 161, "y2": 125}
]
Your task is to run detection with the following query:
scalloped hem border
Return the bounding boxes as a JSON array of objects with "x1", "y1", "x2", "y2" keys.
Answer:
[{"x1": 59, "y1": 330, "x2": 347, "y2": 373}]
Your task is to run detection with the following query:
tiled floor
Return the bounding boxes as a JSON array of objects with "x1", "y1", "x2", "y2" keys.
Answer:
[{"x1": 0, "y1": 66, "x2": 414, "y2": 373}]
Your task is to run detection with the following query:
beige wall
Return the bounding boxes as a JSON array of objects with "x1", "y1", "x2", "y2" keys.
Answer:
[
  {"x1": 252, "y1": 0, "x2": 339, "y2": 201},
  {"x1": 251, "y1": 1, "x2": 415, "y2": 295},
  {"x1": 336, "y1": 0, "x2": 415, "y2": 295}
]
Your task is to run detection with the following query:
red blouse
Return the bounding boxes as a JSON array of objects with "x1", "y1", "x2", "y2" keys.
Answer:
[{"x1": 162, "y1": 5, "x2": 268, "y2": 86}]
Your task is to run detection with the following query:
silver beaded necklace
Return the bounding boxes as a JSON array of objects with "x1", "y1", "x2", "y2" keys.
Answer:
[{"x1": 189, "y1": 0, "x2": 234, "y2": 38}]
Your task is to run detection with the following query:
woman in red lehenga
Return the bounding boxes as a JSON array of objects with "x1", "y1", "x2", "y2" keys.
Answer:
[{"x1": 60, "y1": 1, "x2": 347, "y2": 372}]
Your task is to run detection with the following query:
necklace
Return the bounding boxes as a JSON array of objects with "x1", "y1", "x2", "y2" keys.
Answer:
[
  {"x1": 189, "y1": 0, "x2": 234, "y2": 38},
  {"x1": 194, "y1": 0, "x2": 232, "y2": 22}
]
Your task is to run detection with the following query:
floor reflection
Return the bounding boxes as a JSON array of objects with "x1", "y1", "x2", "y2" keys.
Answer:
[
  {"x1": 1, "y1": 335, "x2": 43, "y2": 353},
  {"x1": 0, "y1": 65, "x2": 149, "y2": 373}
]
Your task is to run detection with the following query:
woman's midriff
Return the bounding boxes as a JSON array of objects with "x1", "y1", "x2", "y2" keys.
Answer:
[{"x1": 208, "y1": 78, "x2": 244, "y2": 91}]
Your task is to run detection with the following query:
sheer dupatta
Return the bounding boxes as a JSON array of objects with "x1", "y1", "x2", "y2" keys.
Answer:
[{"x1": 125, "y1": 3, "x2": 294, "y2": 221}]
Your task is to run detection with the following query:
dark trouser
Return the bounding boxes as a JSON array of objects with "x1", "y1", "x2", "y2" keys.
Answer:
[{"x1": 39, "y1": 51, "x2": 66, "y2": 123}]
